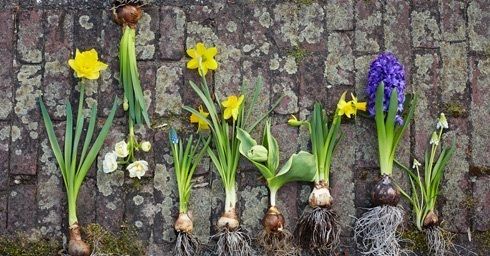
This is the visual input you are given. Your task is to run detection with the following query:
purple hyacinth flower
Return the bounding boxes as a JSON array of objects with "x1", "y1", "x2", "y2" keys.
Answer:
[{"x1": 365, "y1": 52, "x2": 406, "y2": 125}]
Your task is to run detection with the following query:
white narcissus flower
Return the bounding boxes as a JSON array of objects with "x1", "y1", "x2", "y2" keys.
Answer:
[
  {"x1": 103, "y1": 152, "x2": 118, "y2": 173},
  {"x1": 114, "y1": 140, "x2": 129, "y2": 158},
  {"x1": 127, "y1": 160, "x2": 148, "y2": 179},
  {"x1": 141, "y1": 141, "x2": 151, "y2": 152},
  {"x1": 429, "y1": 131, "x2": 439, "y2": 145},
  {"x1": 436, "y1": 113, "x2": 449, "y2": 129}
]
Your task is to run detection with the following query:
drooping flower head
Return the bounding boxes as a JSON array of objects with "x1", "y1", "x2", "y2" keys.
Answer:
[
  {"x1": 68, "y1": 49, "x2": 108, "y2": 80},
  {"x1": 189, "y1": 105, "x2": 210, "y2": 132},
  {"x1": 337, "y1": 91, "x2": 367, "y2": 118},
  {"x1": 222, "y1": 95, "x2": 244, "y2": 121},
  {"x1": 186, "y1": 42, "x2": 218, "y2": 77},
  {"x1": 366, "y1": 52, "x2": 406, "y2": 124}
]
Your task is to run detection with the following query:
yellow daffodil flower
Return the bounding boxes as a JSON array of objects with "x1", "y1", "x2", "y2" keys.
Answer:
[
  {"x1": 68, "y1": 49, "x2": 108, "y2": 80},
  {"x1": 222, "y1": 95, "x2": 244, "y2": 121},
  {"x1": 350, "y1": 93, "x2": 367, "y2": 112},
  {"x1": 190, "y1": 105, "x2": 210, "y2": 132},
  {"x1": 186, "y1": 42, "x2": 218, "y2": 77},
  {"x1": 337, "y1": 92, "x2": 356, "y2": 118}
]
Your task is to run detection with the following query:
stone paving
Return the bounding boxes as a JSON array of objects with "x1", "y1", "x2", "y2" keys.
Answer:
[{"x1": 0, "y1": 0, "x2": 489, "y2": 255}]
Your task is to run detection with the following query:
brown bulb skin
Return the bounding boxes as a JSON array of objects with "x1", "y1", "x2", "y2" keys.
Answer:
[
  {"x1": 113, "y1": 3, "x2": 142, "y2": 28},
  {"x1": 423, "y1": 210, "x2": 439, "y2": 228},
  {"x1": 175, "y1": 212, "x2": 193, "y2": 233},
  {"x1": 217, "y1": 208, "x2": 240, "y2": 231},
  {"x1": 371, "y1": 175, "x2": 400, "y2": 206},
  {"x1": 262, "y1": 206, "x2": 285, "y2": 233},
  {"x1": 68, "y1": 223, "x2": 91, "y2": 256}
]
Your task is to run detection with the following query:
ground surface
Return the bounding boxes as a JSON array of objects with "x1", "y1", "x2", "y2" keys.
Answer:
[{"x1": 0, "y1": 0, "x2": 489, "y2": 255}]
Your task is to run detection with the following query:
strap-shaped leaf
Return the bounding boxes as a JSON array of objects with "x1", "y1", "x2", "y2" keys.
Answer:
[
  {"x1": 64, "y1": 101, "x2": 74, "y2": 187},
  {"x1": 39, "y1": 98, "x2": 67, "y2": 188},
  {"x1": 74, "y1": 97, "x2": 119, "y2": 192}
]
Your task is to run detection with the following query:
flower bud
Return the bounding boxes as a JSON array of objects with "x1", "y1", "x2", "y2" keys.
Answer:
[
  {"x1": 436, "y1": 112, "x2": 448, "y2": 129},
  {"x1": 141, "y1": 141, "x2": 151, "y2": 152},
  {"x1": 123, "y1": 98, "x2": 129, "y2": 111},
  {"x1": 247, "y1": 145, "x2": 268, "y2": 162},
  {"x1": 287, "y1": 115, "x2": 303, "y2": 127},
  {"x1": 429, "y1": 131, "x2": 439, "y2": 145}
]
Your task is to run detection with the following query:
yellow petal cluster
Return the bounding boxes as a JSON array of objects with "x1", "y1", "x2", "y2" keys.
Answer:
[
  {"x1": 190, "y1": 105, "x2": 210, "y2": 132},
  {"x1": 222, "y1": 95, "x2": 244, "y2": 121},
  {"x1": 68, "y1": 49, "x2": 108, "y2": 80},
  {"x1": 186, "y1": 43, "x2": 218, "y2": 77},
  {"x1": 337, "y1": 92, "x2": 367, "y2": 118}
]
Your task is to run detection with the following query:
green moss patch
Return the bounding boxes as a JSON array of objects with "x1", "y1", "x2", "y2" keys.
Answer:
[
  {"x1": 85, "y1": 223, "x2": 145, "y2": 255},
  {"x1": 400, "y1": 229, "x2": 429, "y2": 253},
  {"x1": 0, "y1": 235, "x2": 61, "y2": 256}
]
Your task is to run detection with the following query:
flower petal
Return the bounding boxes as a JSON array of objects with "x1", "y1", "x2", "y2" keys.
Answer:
[
  {"x1": 186, "y1": 48, "x2": 197, "y2": 58},
  {"x1": 205, "y1": 47, "x2": 218, "y2": 58},
  {"x1": 187, "y1": 59, "x2": 199, "y2": 69},
  {"x1": 223, "y1": 108, "x2": 232, "y2": 120},
  {"x1": 205, "y1": 59, "x2": 218, "y2": 70},
  {"x1": 196, "y1": 43, "x2": 206, "y2": 55}
]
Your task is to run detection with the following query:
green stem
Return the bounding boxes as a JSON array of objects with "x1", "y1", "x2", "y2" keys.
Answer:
[
  {"x1": 68, "y1": 193, "x2": 78, "y2": 226},
  {"x1": 224, "y1": 184, "x2": 236, "y2": 212},
  {"x1": 269, "y1": 187, "x2": 277, "y2": 207}
]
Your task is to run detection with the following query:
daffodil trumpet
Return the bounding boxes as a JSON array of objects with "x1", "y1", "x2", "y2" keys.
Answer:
[
  {"x1": 169, "y1": 128, "x2": 210, "y2": 256},
  {"x1": 39, "y1": 49, "x2": 118, "y2": 256},
  {"x1": 354, "y1": 53, "x2": 417, "y2": 256},
  {"x1": 396, "y1": 113, "x2": 463, "y2": 256},
  {"x1": 237, "y1": 121, "x2": 316, "y2": 255}
]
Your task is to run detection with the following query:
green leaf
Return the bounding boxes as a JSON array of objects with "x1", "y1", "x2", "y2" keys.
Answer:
[
  {"x1": 64, "y1": 102, "x2": 74, "y2": 187},
  {"x1": 75, "y1": 98, "x2": 119, "y2": 193},
  {"x1": 236, "y1": 127, "x2": 274, "y2": 179},
  {"x1": 265, "y1": 121, "x2": 280, "y2": 172},
  {"x1": 39, "y1": 98, "x2": 67, "y2": 188},
  {"x1": 269, "y1": 151, "x2": 316, "y2": 191}
]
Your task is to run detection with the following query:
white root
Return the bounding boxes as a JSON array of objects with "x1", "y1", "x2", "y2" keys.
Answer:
[
  {"x1": 175, "y1": 232, "x2": 200, "y2": 256},
  {"x1": 294, "y1": 206, "x2": 341, "y2": 253},
  {"x1": 353, "y1": 205, "x2": 407, "y2": 256},
  {"x1": 213, "y1": 228, "x2": 254, "y2": 256},
  {"x1": 257, "y1": 229, "x2": 299, "y2": 256}
]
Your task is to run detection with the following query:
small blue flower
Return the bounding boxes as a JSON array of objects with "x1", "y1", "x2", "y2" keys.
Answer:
[
  {"x1": 169, "y1": 128, "x2": 179, "y2": 144},
  {"x1": 366, "y1": 52, "x2": 406, "y2": 125}
]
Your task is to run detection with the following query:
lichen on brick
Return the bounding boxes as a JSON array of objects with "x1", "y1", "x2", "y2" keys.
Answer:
[
  {"x1": 411, "y1": 10, "x2": 441, "y2": 48},
  {"x1": 155, "y1": 63, "x2": 182, "y2": 116},
  {"x1": 136, "y1": 13, "x2": 156, "y2": 60},
  {"x1": 78, "y1": 15, "x2": 93, "y2": 30},
  {"x1": 240, "y1": 185, "x2": 268, "y2": 233}
]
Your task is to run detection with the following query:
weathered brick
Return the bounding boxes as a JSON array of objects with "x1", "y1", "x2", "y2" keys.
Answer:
[
  {"x1": 8, "y1": 185, "x2": 37, "y2": 231},
  {"x1": 413, "y1": 52, "x2": 441, "y2": 157},
  {"x1": 354, "y1": 55, "x2": 375, "y2": 103},
  {"x1": 299, "y1": 54, "x2": 328, "y2": 115},
  {"x1": 441, "y1": 118, "x2": 470, "y2": 233},
  {"x1": 0, "y1": 123, "x2": 10, "y2": 190},
  {"x1": 77, "y1": 178, "x2": 96, "y2": 225},
  {"x1": 239, "y1": 170, "x2": 268, "y2": 234},
  {"x1": 473, "y1": 175, "x2": 490, "y2": 231},
  {"x1": 189, "y1": 183, "x2": 212, "y2": 243},
  {"x1": 326, "y1": 32, "x2": 354, "y2": 86},
  {"x1": 37, "y1": 130, "x2": 65, "y2": 237},
  {"x1": 440, "y1": 0, "x2": 466, "y2": 41},
  {"x1": 154, "y1": 62, "x2": 184, "y2": 117},
  {"x1": 330, "y1": 123, "x2": 356, "y2": 236},
  {"x1": 242, "y1": 5, "x2": 276, "y2": 58},
  {"x1": 0, "y1": 11, "x2": 14, "y2": 120},
  {"x1": 159, "y1": 6, "x2": 186, "y2": 60},
  {"x1": 136, "y1": 7, "x2": 158, "y2": 60},
  {"x1": 298, "y1": 3, "x2": 325, "y2": 51},
  {"x1": 43, "y1": 10, "x2": 74, "y2": 120},
  {"x1": 384, "y1": 0, "x2": 411, "y2": 84},
  {"x1": 272, "y1": 72, "x2": 299, "y2": 115},
  {"x1": 11, "y1": 64, "x2": 43, "y2": 175},
  {"x1": 411, "y1": 10, "x2": 441, "y2": 48},
  {"x1": 355, "y1": 0, "x2": 382, "y2": 53},
  {"x1": 441, "y1": 42, "x2": 468, "y2": 104},
  {"x1": 242, "y1": 57, "x2": 271, "y2": 125},
  {"x1": 470, "y1": 57, "x2": 490, "y2": 169},
  {"x1": 99, "y1": 11, "x2": 123, "y2": 119},
  {"x1": 0, "y1": 193, "x2": 6, "y2": 235},
  {"x1": 468, "y1": 0, "x2": 490, "y2": 52},
  {"x1": 326, "y1": 0, "x2": 354, "y2": 31},
  {"x1": 17, "y1": 10, "x2": 44, "y2": 64},
  {"x1": 96, "y1": 122, "x2": 126, "y2": 232},
  {"x1": 272, "y1": 2, "x2": 299, "y2": 48},
  {"x1": 137, "y1": 62, "x2": 156, "y2": 123},
  {"x1": 125, "y1": 181, "x2": 156, "y2": 241}
]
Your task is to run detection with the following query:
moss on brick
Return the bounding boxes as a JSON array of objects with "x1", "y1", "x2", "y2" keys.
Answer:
[
  {"x1": 400, "y1": 228, "x2": 429, "y2": 254},
  {"x1": 0, "y1": 235, "x2": 61, "y2": 256},
  {"x1": 84, "y1": 223, "x2": 145, "y2": 255}
]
